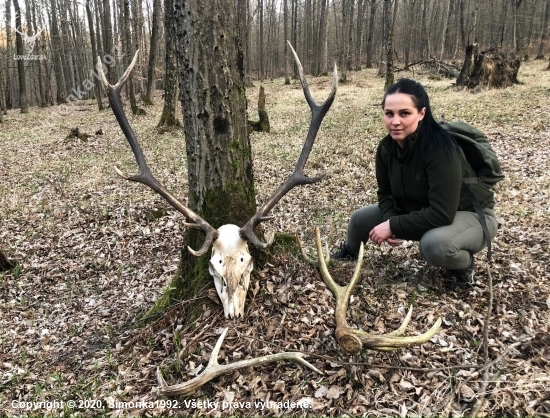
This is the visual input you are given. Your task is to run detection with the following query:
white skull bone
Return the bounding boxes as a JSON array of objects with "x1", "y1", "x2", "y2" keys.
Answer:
[{"x1": 208, "y1": 224, "x2": 253, "y2": 318}]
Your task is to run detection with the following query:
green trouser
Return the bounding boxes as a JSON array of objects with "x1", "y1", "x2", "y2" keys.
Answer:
[{"x1": 346, "y1": 205, "x2": 498, "y2": 270}]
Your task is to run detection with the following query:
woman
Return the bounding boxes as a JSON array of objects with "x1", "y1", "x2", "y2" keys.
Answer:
[{"x1": 333, "y1": 78, "x2": 498, "y2": 290}]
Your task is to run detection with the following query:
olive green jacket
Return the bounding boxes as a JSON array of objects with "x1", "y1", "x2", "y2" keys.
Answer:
[{"x1": 376, "y1": 132, "x2": 495, "y2": 241}]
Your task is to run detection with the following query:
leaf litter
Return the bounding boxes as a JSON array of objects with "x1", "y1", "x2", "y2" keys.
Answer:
[{"x1": 0, "y1": 61, "x2": 549, "y2": 417}]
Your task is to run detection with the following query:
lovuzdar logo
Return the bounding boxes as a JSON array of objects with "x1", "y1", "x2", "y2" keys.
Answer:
[{"x1": 11, "y1": 11, "x2": 46, "y2": 61}]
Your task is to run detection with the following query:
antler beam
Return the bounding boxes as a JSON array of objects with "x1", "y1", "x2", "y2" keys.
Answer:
[
  {"x1": 313, "y1": 227, "x2": 442, "y2": 354},
  {"x1": 98, "y1": 51, "x2": 218, "y2": 256},
  {"x1": 239, "y1": 42, "x2": 338, "y2": 248},
  {"x1": 155, "y1": 328, "x2": 321, "y2": 396}
]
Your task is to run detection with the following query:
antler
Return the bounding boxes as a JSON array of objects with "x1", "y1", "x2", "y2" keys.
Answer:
[
  {"x1": 13, "y1": 27, "x2": 26, "y2": 37},
  {"x1": 99, "y1": 51, "x2": 218, "y2": 256},
  {"x1": 155, "y1": 328, "x2": 321, "y2": 396},
  {"x1": 32, "y1": 27, "x2": 45, "y2": 38},
  {"x1": 239, "y1": 42, "x2": 338, "y2": 248},
  {"x1": 313, "y1": 227, "x2": 442, "y2": 354}
]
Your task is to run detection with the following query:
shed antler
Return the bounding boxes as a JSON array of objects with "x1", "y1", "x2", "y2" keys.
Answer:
[
  {"x1": 313, "y1": 227, "x2": 442, "y2": 354},
  {"x1": 155, "y1": 328, "x2": 321, "y2": 396},
  {"x1": 239, "y1": 42, "x2": 338, "y2": 248},
  {"x1": 98, "y1": 52, "x2": 218, "y2": 256}
]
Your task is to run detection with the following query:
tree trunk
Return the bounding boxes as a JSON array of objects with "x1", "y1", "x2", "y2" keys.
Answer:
[
  {"x1": 259, "y1": 0, "x2": 264, "y2": 80},
  {"x1": 144, "y1": 0, "x2": 161, "y2": 104},
  {"x1": 384, "y1": 0, "x2": 394, "y2": 90},
  {"x1": 354, "y1": 0, "x2": 365, "y2": 70},
  {"x1": 31, "y1": 0, "x2": 45, "y2": 107},
  {"x1": 536, "y1": 0, "x2": 550, "y2": 59},
  {"x1": 283, "y1": 0, "x2": 290, "y2": 84},
  {"x1": 122, "y1": 0, "x2": 139, "y2": 115},
  {"x1": 5, "y1": 0, "x2": 12, "y2": 109},
  {"x1": 339, "y1": 0, "x2": 351, "y2": 82},
  {"x1": 157, "y1": 0, "x2": 180, "y2": 129},
  {"x1": 365, "y1": 0, "x2": 376, "y2": 68},
  {"x1": 102, "y1": 0, "x2": 114, "y2": 83},
  {"x1": 86, "y1": 0, "x2": 103, "y2": 110},
  {"x1": 13, "y1": 0, "x2": 28, "y2": 113},
  {"x1": 421, "y1": 0, "x2": 429, "y2": 59},
  {"x1": 439, "y1": 0, "x2": 452, "y2": 61},
  {"x1": 147, "y1": 0, "x2": 257, "y2": 322}
]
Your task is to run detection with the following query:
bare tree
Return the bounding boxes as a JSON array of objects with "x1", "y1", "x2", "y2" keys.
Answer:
[
  {"x1": 86, "y1": 0, "x2": 103, "y2": 110},
  {"x1": 365, "y1": 0, "x2": 377, "y2": 68},
  {"x1": 102, "y1": 0, "x2": 114, "y2": 83},
  {"x1": 144, "y1": 0, "x2": 160, "y2": 104},
  {"x1": 283, "y1": 0, "x2": 290, "y2": 83},
  {"x1": 384, "y1": 0, "x2": 394, "y2": 90},
  {"x1": 13, "y1": 0, "x2": 28, "y2": 113},
  {"x1": 157, "y1": 0, "x2": 180, "y2": 128},
  {"x1": 536, "y1": 0, "x2": 550, "y2": 59}
]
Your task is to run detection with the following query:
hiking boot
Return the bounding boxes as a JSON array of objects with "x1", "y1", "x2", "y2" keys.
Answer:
[
  {"x1": 445, "y1": 257, "x2": 475, "y2": 291},
  {"x1": 331, "y1": 241, "x2": 357, "y2": 261}
]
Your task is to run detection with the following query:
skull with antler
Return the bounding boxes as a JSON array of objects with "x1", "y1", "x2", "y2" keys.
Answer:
[
  {"x1": 100, "y1": 43, "x2": 337, "y2": 318},
  {"x1": 13, "y1": 26, "x2": 44, "y2": 55}
]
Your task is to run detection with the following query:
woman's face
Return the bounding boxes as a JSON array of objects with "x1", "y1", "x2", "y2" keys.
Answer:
[{"x1": 383, "y1": 93, "x2": 426, "y2": 146}]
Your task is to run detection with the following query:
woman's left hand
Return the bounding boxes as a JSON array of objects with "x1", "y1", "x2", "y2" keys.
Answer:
[{"x1": 369, "y1": 220, "x2": 395, "y2": 245}]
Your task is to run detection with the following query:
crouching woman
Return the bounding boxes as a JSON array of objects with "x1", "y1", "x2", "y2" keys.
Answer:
[{"x1": 334, "y1": 78, "x2": 497, "y2": 290}]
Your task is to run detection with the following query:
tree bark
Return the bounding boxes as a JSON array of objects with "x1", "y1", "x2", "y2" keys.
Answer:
[
  {"x1": 30, "y1": 0, "x2": 45, "y2": 107},
  {"x1": 536, "y1": 0, "x2": 550, "y2": 59},
  {"x1": 144, "y1": 0, "x2": 161, "y2": 104},
  {"x1": 13, "y1": 0, "x2": 28, "y2": 113},
  {"x1": 283, "y1": 0, "x2": 290, "y2": 84},
  {"x1": 5, "y1": 0, "x2": 12, "y2": 109},
  {"x1": 121, "y1": 0, "x2": 139, "y2": 115},
  {"x1": 102, "y1": 0, "x2": 114, "y2": 84},
  {"x1": 146, "y1": 0, "x2": 257, "y2": 322},
  {"x1": 439, "y1": 0, "x2": 452, "y2": 61},
  {"x1": 86, "y1": 0, "x2": 103, "y2": 110},
  {"x1": 365, "y1": 0, "x2": 376, "y2": 68},
  {"x1": 384, "y1": 0, "x2": 394, "y2": 90},
  {"x1": 157, "y1": 0, "x2": 180, "y2": 129}
]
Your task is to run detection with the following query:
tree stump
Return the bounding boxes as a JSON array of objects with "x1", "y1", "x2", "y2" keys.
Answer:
[
  {"x1": 248, "y1": 86, "x2": 270, "y2": 133},
  {"x1": 456, "y1": 44, "x2": 521, "y2": 89},
  {"x1": 0, "y1": 249, "x2": 15, "y2": 272}
]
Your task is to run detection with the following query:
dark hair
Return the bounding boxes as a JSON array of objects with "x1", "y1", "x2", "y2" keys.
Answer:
[{"x1": 382, "y1": 78, "x2": 457, "y2": 158}]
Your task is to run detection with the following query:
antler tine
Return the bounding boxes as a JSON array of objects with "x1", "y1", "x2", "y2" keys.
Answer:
[
  {"x1": 239, "y1": 43, "x2": 338, "y2": 249},
  {"x1": 313, "y1": 227, "x2": 442, "y2": 354},
  {"x1": 99, "y1": 52, "x2": 218, "y2": 257},
  {"x1": 155, "y1": 328, "x2": 322, "y2": 396}
]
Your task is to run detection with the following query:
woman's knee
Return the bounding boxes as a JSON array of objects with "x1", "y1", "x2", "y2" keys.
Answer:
[
  {"x1": 419, "y1": 231, "x2": 458, "y2": 267},
  {"x1": 348, "y1": 205, "x2": 382, "y2": 231}
]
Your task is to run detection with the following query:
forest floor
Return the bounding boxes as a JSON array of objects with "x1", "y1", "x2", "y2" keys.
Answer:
[{"x1": 1, "y1": 59, "x2": 549, "y2": 417}]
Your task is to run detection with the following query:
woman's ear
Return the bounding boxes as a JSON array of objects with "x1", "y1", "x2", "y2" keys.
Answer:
[{"x1": 419, "y1": 107, "x2": 426, "y2": 121}]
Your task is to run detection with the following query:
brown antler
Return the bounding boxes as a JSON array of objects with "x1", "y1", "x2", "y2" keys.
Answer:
[
  {"x1": 99, "y1": 51, "x2": 218, "y2": 256},
  {"x1": 313, "y1": 227, "x2": 442, "y2": 354},
  {"x1": 239, "y1": 42, "x2": 338, "y2": 248},
  {"x1": 155, "y1": 328, "x2": 321, "y2": 396}
]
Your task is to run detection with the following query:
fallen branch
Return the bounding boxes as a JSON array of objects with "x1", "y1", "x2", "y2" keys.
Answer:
[{"x1": 154, "y1": 327, "x2": 322, "y2": 397}]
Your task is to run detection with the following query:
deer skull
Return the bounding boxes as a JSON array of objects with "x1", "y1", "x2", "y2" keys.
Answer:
[{"x1": 208, "y1": 225, "x2": 253, "y2": 318}]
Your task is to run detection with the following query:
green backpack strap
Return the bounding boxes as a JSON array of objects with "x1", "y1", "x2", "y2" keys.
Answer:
[{"x1": 461, "y1": 180, "x2": 492, "y2": 261}]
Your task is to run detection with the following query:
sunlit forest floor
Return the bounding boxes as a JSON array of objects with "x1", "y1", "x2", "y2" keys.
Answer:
[{"x1": 1, "y1": 59, "x2": 549, "y2": 416}]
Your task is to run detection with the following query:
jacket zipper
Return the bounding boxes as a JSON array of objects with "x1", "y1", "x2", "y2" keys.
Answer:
[{"x1": 398, "y1": 156, "x2": 407, "y2": 199}]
